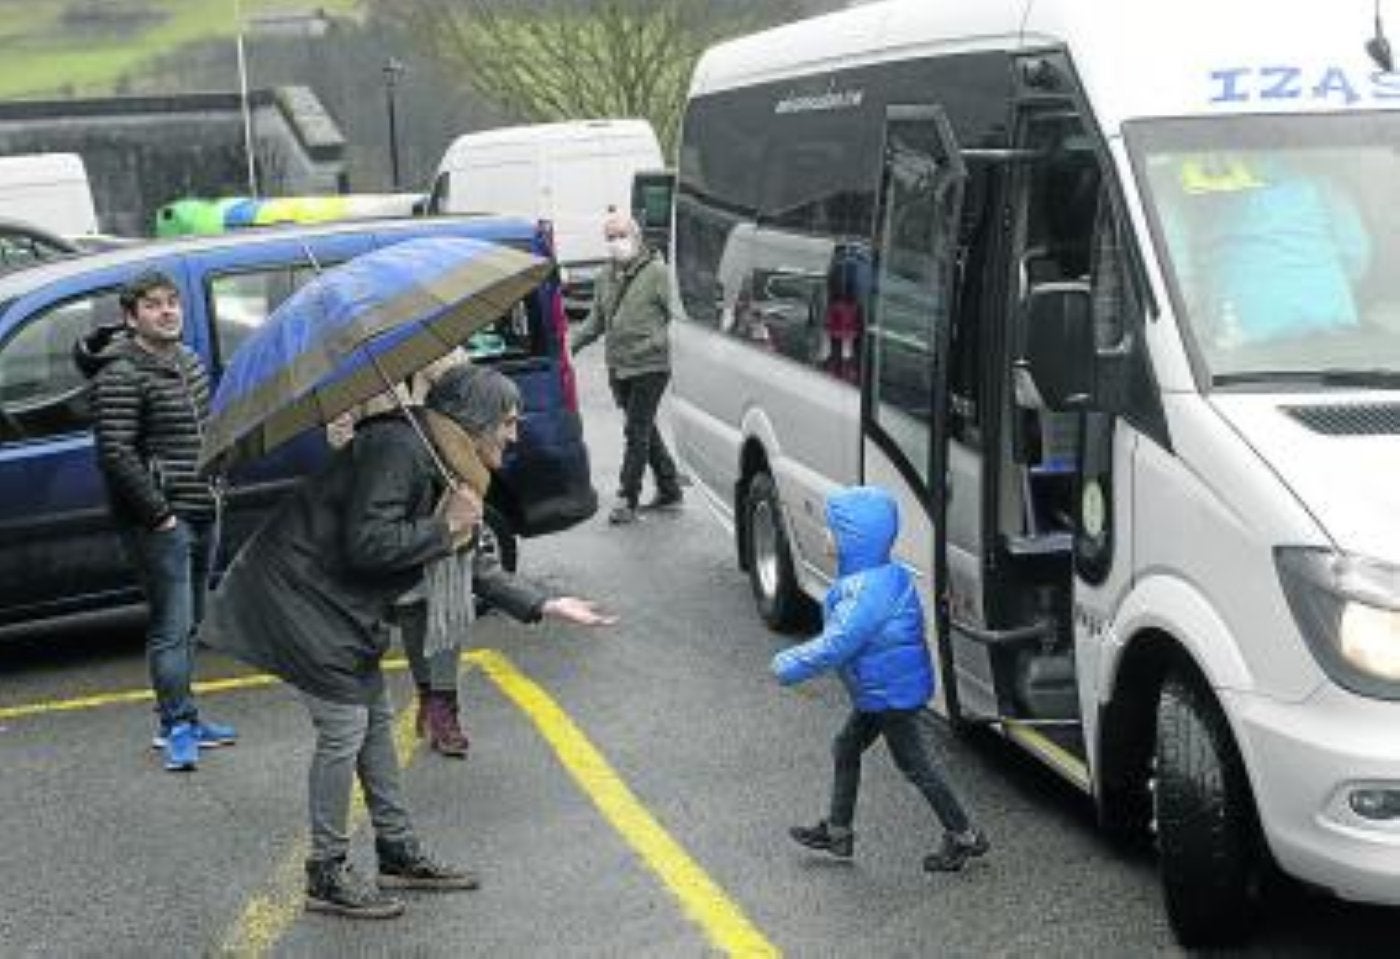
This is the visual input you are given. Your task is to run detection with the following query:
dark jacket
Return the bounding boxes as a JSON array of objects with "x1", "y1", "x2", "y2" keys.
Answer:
[
  {"x1": 570, "y1": 248, "x2": 671, "y2": 378},
  {"x1": 77, "y1": 328, "x2": 218, "y2": 529},
  {"x1": 200, "y1": 412, "x2": 547, "y2": 706},
  {"x1": 771, "y1": 486, "x2": 932, "y2": 711}
]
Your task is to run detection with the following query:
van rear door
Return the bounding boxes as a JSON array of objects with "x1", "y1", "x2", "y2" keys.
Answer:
[{"x1": 372, "y1": 220, "x2": 593, "y2": 539}]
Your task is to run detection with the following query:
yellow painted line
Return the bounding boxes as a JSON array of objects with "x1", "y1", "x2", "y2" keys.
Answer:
[
  {"x1": 475, "y1": 648, "x2": 779, "y2": 959},
  {"x1": 218, "y1": 680, "x2": 422, "y2": 957},
  {"x1": 9, "y1": 650, "x2": 779, "y2": 957},
  {"x1": 0, "y1": 656, "x2": 417, "y2": 722}
]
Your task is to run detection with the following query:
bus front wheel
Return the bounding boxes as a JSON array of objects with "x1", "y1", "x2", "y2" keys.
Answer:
[
  {"x1": 1154, "y1": 670, "x2": 1262, "y2": 947},
  {"x1": 743, "y1": 472, "x2": 806, "y2": 632}
]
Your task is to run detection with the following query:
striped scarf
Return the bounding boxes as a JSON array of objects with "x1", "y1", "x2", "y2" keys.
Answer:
[{"x1": 420, "y1": 410, "x2": 492, "y2": 659}]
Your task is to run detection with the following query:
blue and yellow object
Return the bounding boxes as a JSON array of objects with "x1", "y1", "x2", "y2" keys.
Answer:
[{"x1": 156, "y1": 194, "x2": 422, "y2": 238}]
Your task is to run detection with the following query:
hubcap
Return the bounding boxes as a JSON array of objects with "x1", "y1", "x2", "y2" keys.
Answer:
[{"x1": 752, "y1": 498, "x2": 780, "y2": 600}]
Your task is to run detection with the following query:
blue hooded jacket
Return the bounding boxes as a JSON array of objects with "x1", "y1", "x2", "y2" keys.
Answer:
[{"x1": 770, "y1": 486, "x2": 932, "y2": 711}]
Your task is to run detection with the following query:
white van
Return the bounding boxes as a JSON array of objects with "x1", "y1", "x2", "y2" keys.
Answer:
[
  {"x1": 670, "y1": 0, "x2": 1400, "y2": 945},
  {"x1": 0, "y1": 153, "x2": 98, "y2": 238},
  {"x1": 427, "y1": 119, "x2": 664, "y2": 315}
]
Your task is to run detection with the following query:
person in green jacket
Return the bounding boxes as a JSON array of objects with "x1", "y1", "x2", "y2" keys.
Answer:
[{"x1": 571, "y1": 210, "x2": 684, "y2": 525}]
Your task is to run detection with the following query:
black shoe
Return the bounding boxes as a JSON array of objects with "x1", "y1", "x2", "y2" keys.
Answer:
[
  {"x1": 641, "y1": 488, "x2": 684, "y2": 511},
  {"x1": 305, "y1": 858, "x2": 404, "y2": 919},
  {"x1": 376, "y1": 837, "x2": 479, "y2": 891},
  {"x1": 789, "y1": 820, "x2": 854, "y2": 859},
  {"x1": 923, "y1": 829, "x2": 990, "y2": 873}
]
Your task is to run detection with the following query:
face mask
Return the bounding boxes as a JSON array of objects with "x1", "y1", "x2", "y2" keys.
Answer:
[{"x1": 606, "y1": 237, "x2": 637, "y2": 262}]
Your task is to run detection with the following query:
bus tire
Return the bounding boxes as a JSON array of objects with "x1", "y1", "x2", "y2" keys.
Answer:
[
  {"x1": 1154, "y1": 670, "x2": 1261, "y2": 947},
  {"x1": 743, "y1": 471, "x2": 806, "y2": 632}
]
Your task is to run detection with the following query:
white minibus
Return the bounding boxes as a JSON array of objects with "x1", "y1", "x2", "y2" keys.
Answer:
[
  {"x1": 669, "y1": 0, "x2": 1400, "y2": 945},
  {"x1": 426, "y1": 119, "x2": 663, "y2": 315}
]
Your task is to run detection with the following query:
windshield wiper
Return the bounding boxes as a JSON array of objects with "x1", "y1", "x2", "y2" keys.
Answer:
[{"x1": 1213, "y1": 369, "x2": 1400, "y2": 389}]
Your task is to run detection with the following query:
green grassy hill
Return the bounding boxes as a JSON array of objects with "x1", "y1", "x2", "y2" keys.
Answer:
[{"x1": 0, "y1": 0, "x2": 359, "y2": 98}]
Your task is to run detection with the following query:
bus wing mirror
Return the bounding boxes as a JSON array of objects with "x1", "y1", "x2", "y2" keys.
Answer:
[{"x1": 1019, "y1": 282, "x2": 1093, "y2": 412}]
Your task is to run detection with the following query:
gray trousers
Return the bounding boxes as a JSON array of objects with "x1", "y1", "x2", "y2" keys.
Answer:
[
  {"x1": 397, "y1": 600, "x2": 460, "y2": 693},
  {"x1": 299, "y1": 686, "x2": 416, "y2": 862}
]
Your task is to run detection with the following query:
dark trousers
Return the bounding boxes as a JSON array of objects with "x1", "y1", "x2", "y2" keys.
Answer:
[
  {"x1": 608, "y1": 370, "x2": 679, "y2": 504},
  {"x1": 119, "y1": 517, "x2": 218, "y2": 728},
  {"x1": 829, "y1": 708, "x2": 972, "y2": 834}
]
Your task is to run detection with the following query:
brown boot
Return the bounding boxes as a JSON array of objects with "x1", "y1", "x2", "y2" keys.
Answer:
[{"x1": 425, "y1": 691, "x2": 469, "y2": 758}]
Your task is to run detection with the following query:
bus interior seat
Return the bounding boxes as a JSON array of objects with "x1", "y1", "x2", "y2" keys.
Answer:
[{"x1": 1014, "y1": 253, "x2": 1080, "y2": 547}]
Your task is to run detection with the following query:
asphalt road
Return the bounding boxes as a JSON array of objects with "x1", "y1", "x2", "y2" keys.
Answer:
[{"x1": 0, "y1": 346, "x2": 1395, "y2": 957}]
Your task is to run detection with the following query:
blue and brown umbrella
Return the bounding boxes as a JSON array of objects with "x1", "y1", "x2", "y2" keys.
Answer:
[{"x1": 199, "y1": 235, "x2": 550, "y2": 474}]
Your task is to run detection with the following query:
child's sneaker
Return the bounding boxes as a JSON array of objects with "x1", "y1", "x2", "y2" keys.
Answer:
[
  {"x1": 923, "y1": 828, "x2": 990, "y2": 873},
  {"x1": 789, "y1": 820, "x2": 854, "y2": 858}
]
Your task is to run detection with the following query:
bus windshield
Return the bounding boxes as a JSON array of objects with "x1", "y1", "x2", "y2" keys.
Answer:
[{"x1": 1128, "y1": 113, "x2": 1400, "y2": 388}]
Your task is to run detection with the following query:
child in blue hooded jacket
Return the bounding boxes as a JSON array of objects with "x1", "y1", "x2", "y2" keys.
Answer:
[{"x1": 772, "y1": 486, "x2": 988, "y2": 873}]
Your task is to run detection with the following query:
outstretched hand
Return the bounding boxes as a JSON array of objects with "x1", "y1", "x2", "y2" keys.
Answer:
[{"x1": 542, "y1": 596, "x2": 618, "y2": 627}]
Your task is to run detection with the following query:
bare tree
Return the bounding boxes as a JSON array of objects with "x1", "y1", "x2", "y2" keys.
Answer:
[{"x1": 370, "y1": 0, "x2": 802, "y2": 154}]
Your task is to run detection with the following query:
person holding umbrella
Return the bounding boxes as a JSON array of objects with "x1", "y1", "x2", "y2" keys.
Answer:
[
  {"x1": 197, "y1": 237, "x2": 615, "y2": 919},
  {"x1": 203, "y1": 363, "x2": 614, "y2": 918}
]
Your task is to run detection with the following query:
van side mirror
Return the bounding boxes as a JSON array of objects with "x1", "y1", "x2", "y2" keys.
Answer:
[{"x1": 1018, "y1": 282, "x2": 1094, "y2": 411}]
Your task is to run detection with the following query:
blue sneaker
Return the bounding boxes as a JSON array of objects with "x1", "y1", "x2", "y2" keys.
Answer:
[
  {"x1": 152, "y1": 719, "x2": 238, "y2": 750},
  {"x1": 194, "y1": 719, "x2": 238, "y2": 748},
  {"x1": 163, "y1": 722, "x2": 199, "y2": 772}
]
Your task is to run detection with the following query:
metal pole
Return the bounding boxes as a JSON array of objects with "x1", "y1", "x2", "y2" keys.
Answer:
[
  {"x1": 235, "y1": 0, "x2": 258, "y2": 196},
  {"x1": 383, "y1": 57, "x2": 404, "y2": 191}
]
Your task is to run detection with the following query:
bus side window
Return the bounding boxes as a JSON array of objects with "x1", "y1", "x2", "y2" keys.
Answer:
[
  {"x1": 947, "y1": 164, "x2": 996, "y2": 447},
  {"x1": 1090, "y1": 199, "x2": 1131, "y2": 349}
]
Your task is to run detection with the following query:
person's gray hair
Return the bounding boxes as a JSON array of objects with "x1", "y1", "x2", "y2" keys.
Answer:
[{"x1": 425, "y1": 363, "x2": 520, "y2": 436}]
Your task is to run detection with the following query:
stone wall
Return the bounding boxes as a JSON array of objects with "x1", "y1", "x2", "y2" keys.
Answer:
[{"x1": 0, "y1": 87, "x2": 347, "y2": 236}]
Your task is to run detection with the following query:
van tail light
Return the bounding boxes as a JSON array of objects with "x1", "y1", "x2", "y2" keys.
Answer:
[
  {"x1": 550, "y1": 284, "x2": 579, "y2": 413},
  {"x1": 533, "y1": 219, "x2": 578, "y2": 414}
]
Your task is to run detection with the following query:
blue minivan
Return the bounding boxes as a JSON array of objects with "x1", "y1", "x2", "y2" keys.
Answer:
[{"x1": 0, "y1": 215, "x2": 596, "y2": 630}]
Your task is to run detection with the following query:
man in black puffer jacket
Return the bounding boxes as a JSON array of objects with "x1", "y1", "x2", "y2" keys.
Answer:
[{"x1": 76, "y1": 269, "x2": 236, "y2": 772}]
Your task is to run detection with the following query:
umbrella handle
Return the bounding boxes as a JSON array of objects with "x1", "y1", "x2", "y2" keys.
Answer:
[{"x1": 361, "y1": 345, "x2": 459, "y2": 490}]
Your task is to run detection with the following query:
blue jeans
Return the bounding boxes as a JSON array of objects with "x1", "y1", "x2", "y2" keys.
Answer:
[{"x1": 120, "y1": 518, "x2": 218, "y2": 728}]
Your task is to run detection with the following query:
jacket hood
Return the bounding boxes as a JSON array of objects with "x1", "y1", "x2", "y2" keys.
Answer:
[
  {"x1": 72, "y1": 323, "x2": 135, "y2": 379},
  {"x1": 827, "y1": 486, "x2": 898, "y2": 576}
]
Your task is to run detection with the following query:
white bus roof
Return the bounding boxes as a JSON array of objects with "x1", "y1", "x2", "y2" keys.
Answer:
[{"x1": 690, "y1": 0, "x2": 1400, "y2": 130}]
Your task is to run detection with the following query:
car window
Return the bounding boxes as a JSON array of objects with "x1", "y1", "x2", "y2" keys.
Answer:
[
  {"x1": 0, "y1": 233, "x2": 69, "y2": 272},
  {"x1": 0, "y1": 288, "x2": 124, "y2": 442},
  {"x1": 208, "y1": 264, "x2": 325, "y2": 367},
  {"x1": 464, "y1": 297, "x2": 543, "y2": 362}
]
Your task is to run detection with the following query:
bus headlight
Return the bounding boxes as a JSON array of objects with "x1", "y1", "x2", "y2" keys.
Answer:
[{"x1": 1275, "y1": 547, "x2": 1400, "y2": 700}]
